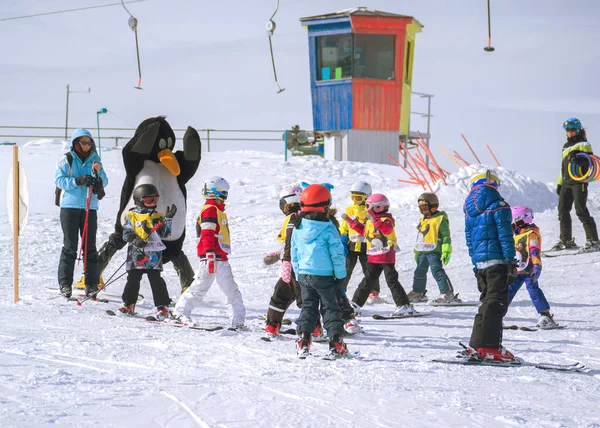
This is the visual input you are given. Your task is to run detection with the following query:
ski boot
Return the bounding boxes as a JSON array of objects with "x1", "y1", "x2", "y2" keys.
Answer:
[
  {"x1": 429, "y1": 290, "x2": 461, "y2": 304},
  {"x1": 59, "y1": 284, "x2": 72, "y2": 299},
  {"x1": 325, "y1": 334, "x2": 349, "y2": 359},
  {"x1": 366, "y1": 291, "x2": 384, "y2": 305},
  {"x1": 85, "y1": 285, "x2": 99, "y2": 299},
  {"x1": 312, "y1": 319, "x2": 324, "y2": 341},
  {"x1": 549, "y1": 238, "x2": 577, "y2": 251},
  {"x1": 296, "y1": 333, "x2": 311, "y2": 359},
  {"x1": 537, "y1": 311, "x2": 558, "y2": 329},
  {"x1": 407, "y1": 291, "x2": 428, "y2": 303},
  {"x1": 175, "y1": 314, "x2": 197, "y2": 326},
  {"x1": 476, "y1": 346, "x2": 516, "y2": 362},
  {"x1": 583, "y1": 239, "x2": 600, "y2": 251},
  {"x1": 119, "y1": 303, "x2": 136, "y2": 315},
  {"x1": 155, "y1": 306, "x2": 171, "y2": 321},
  {"x1": 265, "y1": 323, "x2": 281, "y2": 339},
  {"x1": 457, "y1": 343, "x2": 480, "y2": 360},
  {"x1": 75, "y1": 274, "x2": 104, "y2": 290},
  {"x1": 350, "y1": 301, "x2": 362, "y2": 316},
  {"x1": 344, "y1": 318, "x2": 360, "y2": 335},
  {"x1": 392, "y1": 304, "x2": 416, "y2": 317}
]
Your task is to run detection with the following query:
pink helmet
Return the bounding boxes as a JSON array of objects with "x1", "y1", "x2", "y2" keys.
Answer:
[
  {"x1": 512, "y1": 206, "x2": 534, "y2": 226},
  {"x1": 365, "y1": 193, "x2": 390, "y2": 211}
]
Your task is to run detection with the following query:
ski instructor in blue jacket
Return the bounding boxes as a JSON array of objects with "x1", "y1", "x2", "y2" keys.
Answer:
[
  {"x1": 463, "y1": 170, "x2": 517, "y2": 362},
  {"x1": 54, "y1": 128, "x2": 108, "y2": 299}
]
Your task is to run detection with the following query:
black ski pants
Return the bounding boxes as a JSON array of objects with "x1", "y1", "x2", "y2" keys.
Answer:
[
  {"x1": 352, "y1": 263, "x2": 409, "y2": 307},
  {"x1": 297, "y1": 274, "x2": 344, "y2": 338},
  {"x1": 123, "y1": 269, "x2": 170, "y2": 308},
  {"x1": 339, "y1": 248, "x2": 380, "y2": 293},
  {"x1": 58, "y1": 208, "x2": 99, "y2": 289},
  {"x1": 469, "y1": 263, "x2": 514, "y2": 349},
  {"x1": 558, "y1": 183, "x2": 598, "y2": 241},
  {"x1": 266, "y1": 274, "x2": 302, "y2": 327}
]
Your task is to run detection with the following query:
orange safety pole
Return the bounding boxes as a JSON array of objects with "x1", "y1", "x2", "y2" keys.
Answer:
[
  {"x1": 397, "y1": 178, "x2": 422, "y2": 185},
  {"x1": 417, "y1": 132, "x2": 447, "y2": 185},
  {"x1": 486, "y1": 144, "x2": 501, "y2": 166},
  {"x1": 387, "y1": 154, "x2": 421, "y2": 183},
  {"x1": 437, "y1": 145, "x2": 462, "y2": 169},
  {"x1": 414, "y1": 145, "x2": 440, "y2": 183},
  {"x1": 453, "y1": 150, "x2": 471, "y2": 167},
  {"x1": 415, "y1": 146, "x2": 444, "y2": 181},
  {"x1": 461, "y1": 133, "x2": 482, "y2": 164},
  {"x1": 392, "y1": 149, "x2": 423, "y2": 184},
  {"x1": 399, "y1": 142, "x2": 432, "y2": 192}
]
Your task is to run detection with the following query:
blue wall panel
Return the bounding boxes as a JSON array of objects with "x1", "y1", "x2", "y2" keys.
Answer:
[{"x1": 312, "y1": 81, "x2": 352, "y2": 131}]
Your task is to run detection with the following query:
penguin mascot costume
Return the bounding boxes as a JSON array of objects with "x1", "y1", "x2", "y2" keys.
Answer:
[{"x1": 97, "y1": 116, "x2": 201, "y2": 290}]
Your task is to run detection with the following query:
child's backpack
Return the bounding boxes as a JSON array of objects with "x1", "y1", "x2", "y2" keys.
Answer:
[{"x1": 54, "y1": 152, "x2": 73, "y2": 207}]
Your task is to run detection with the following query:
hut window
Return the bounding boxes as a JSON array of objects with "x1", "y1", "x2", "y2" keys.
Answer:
[
  {"x1": 317, "y1": 34, "x2": 353, "y2": 80},
  {"x1": 353, "y1": 34, "x2": 395, "y2": 80}
]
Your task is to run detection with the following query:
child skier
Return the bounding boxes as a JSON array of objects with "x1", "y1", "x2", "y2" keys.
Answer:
[
  {"x1": 508, "y1": 206, "x2": 559, "y2": 328},
  {"x1": 463, "y1": 170, "x2": 518, "y2": 362},
  {"x1": 119, "y1": 184, "x2": 176, "y2": 319},
  {"x1": 173, "y1": 177, "x2": 246, "y2": 328},
  {"x1": 291, "y1": 184, "x2": 349, "y2": 359},
  {"x1": 409, "y1": 193, "x2": 456, "y2": 303},
  {"x1": 341, "y1": 194, "x2": 414, "y2": 316},
  {"x1": 263, "y1": 184, "x2": 304, "y2": 338},
  {"x1": 339, "y1": 181, "x2": 381, "y2": 304}
]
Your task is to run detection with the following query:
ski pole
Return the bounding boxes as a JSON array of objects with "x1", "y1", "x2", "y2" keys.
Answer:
[{"x1": 77, "y1": 184, "x2": 94, "y2": 268}]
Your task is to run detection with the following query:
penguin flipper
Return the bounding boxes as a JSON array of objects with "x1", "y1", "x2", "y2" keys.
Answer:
[{"x1": 176, "y1": 126, "x2": 202, "y2": 185}]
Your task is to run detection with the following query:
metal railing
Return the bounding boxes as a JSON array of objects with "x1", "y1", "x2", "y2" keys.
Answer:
[{"x1": 0, "y1": 125, "x2": 286, "y2": 153}]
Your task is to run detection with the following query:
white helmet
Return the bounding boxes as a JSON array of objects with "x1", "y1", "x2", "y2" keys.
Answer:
[
  {"x1": 279, "y1": 183, "x2": 303, "y2": 212},
  {"x1": 202, "y1": 176, "x2": 230, "y2": 200},
  {"x1": 350, "y1": 180, "x2": 372, "y2": 195}
]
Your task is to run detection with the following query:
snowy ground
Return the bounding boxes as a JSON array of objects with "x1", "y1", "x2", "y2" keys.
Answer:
[{"x1": 1, "y1": 142, "x2": 600, "y2": 428}]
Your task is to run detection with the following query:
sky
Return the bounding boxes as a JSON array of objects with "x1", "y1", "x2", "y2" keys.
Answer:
[{"x1": 1, "y1": 0, "x2": 600, "y2": 181}]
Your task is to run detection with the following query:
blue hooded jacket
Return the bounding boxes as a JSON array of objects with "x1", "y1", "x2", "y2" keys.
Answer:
[
  {"x1": 463, "y1": 184, "x2": 515, "y2": 266},
  {"x1": 54, "y1": 128, "x2": 108, "y2": 210},
  {"x1": 291, "y1": 218, "x2": 347, "y2": 280}
]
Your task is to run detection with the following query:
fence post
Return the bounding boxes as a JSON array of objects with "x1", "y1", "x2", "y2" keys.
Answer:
[
  {"x1": 12, "y1": 146, "x2": 19, "y2": 303},
  {"x1": 284, "y1": 130, "x2": 288, "y2": 162},
  {"x1": 207, "y1": 129, "x2": 211, "y2": 153},
  {"x1": 115, "y1": 137, "x2": 119, "y2": 148}
]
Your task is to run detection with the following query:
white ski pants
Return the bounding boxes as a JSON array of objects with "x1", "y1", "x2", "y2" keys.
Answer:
[{"x1": 174, "y1": 260, "x2": 246, "y2": 326}]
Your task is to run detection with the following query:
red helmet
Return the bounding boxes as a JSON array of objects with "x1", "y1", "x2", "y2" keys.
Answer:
[{"x1": 300, "y1": 184, "x2": 331, "y2": 213}]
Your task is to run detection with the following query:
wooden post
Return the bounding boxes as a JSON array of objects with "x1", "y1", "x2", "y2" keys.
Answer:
[{"x1": 12, "y1": 146, "x2": 19, "y2": 303}]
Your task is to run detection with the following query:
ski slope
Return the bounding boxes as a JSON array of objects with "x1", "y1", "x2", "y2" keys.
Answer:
[{"x1": 1, "y1": 142, "x2": 599, "y2": 427}]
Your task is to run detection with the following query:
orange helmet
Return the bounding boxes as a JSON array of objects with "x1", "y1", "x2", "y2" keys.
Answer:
[{"x1": 300, "y1": 184, "x2": 331, "y2": 213}]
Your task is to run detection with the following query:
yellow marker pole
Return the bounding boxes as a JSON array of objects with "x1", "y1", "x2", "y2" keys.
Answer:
[
  {"x1": 437, "y1": 145, "x2": 462, "y2": 169},
  {"x1": 12, "y1": 146, "x2": 19, "y2": 303}
]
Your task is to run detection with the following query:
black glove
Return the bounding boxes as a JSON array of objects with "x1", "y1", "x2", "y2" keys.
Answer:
[
  {"x1": 506, "y1": 261, "x2": 519, "y2": 284},
  {"x1": 92, "y1": 178, "x2": 105, "y2": 200},
  {"x1": 75, "y1": 175, "x2": 95, "y2": 186},
  {"x1": 556, "y1": 184, "x2": 561, "y2": 196},
  {"x1": 141, "y1": 222, "x2": 154, "y2": 235},
  {"x1": 132, "y1": 238, "x2": 146, "y2": 248},
  {"x1": 165, "y1": 204, "x2": 177, "y2": 218}
]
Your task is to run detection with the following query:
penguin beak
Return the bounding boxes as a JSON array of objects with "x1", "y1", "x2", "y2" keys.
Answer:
[{"x1": 157, "y1": 148, "x2": 180, "y2": 176}]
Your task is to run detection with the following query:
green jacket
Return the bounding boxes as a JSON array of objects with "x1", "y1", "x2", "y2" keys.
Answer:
[{"x1": 557, "y1": 136, "x2": 593, "y2": 186}]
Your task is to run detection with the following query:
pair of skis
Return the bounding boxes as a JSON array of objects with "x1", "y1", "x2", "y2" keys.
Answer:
[{"x1": 106, "y1": 309, "x2": 236, "y2": 332}]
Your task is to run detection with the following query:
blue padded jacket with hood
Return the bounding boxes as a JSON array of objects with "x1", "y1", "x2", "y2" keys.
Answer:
[
  {"x1": 463, "y1": 184, "x2": 515, "y2": 266},
  {"x1": 54, "y1": 128, "x2": 108, "y2": 210}
]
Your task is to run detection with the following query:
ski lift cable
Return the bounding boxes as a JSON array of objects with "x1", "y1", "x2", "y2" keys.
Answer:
[
  {"x1": 267, "y1": 0, "x2": 285, "y2": 94},
  {"x1": 0, "y1": 0, "x2": 147, "y2": 22}
]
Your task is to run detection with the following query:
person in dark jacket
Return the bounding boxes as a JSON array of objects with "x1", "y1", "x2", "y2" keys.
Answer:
[
  {"x1": 54, "y1": 128, "x2": 108, "y2": 299},
  {"x1": 463, "y1": 170, "x2": 517, "y2": 362},
  {"x1": 551, "y1": 117, "x2": 599, "y2": 251}
]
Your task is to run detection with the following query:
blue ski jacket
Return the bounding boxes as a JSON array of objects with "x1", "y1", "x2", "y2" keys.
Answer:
[
  {"x1": 54, "y1": 128, "x2": 108, "y2": 210},
  {"x1": 291, "y1": 218, "x2": 347, "y2": 280},
  {"x1": 464, "y1": 184, "x2": 515, "y2": 266}
]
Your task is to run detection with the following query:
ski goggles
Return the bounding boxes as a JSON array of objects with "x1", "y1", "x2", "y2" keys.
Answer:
[
  {"x1": 77, "y1": 139, "x2": 92, "y2": 146},
  {"x1": 563, "y1": 121, "x2": 580, "y2": 131},
  {"x1": 140, "y1": 195, "x2": 159, "y2": 205},
  {"x1": 350, "y1": 193, "x2": 366, "y2": 202},
  {"x1": 365, "y1": 201, "x2": 388, "y2": 210}
]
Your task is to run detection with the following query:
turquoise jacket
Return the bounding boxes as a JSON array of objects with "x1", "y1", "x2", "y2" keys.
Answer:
[
  {"x1": 54, "y1": 128, "x2": 108, "y2": 210},
  {"x1": 291, "y1": 218, "x2": 347, "y2": 280}
]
